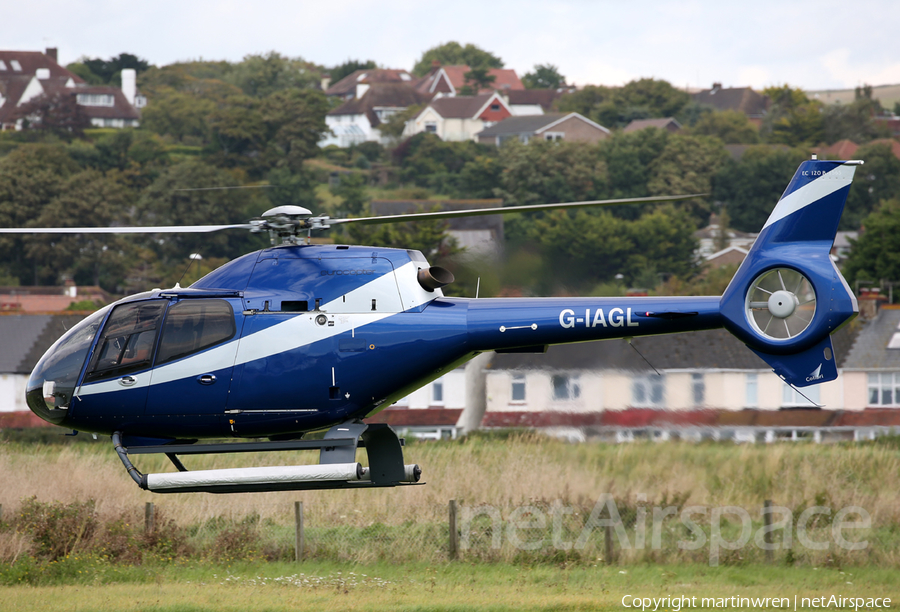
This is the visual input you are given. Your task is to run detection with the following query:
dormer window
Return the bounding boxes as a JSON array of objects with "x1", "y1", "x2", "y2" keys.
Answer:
[
  {"x1": 76, "y1": 93, "x2": 115, "y2": 107},
  {"x1": 10, "y1": 60, "x2": 22, "y2": 71},
  {"x1": 0, "y1": 61, "x2": 6, "y2": 71}
]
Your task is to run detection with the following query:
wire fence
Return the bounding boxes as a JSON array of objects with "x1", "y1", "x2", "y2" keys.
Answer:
[{"x1": 0, "y1": 497, "x2": 893, "y2": 568}]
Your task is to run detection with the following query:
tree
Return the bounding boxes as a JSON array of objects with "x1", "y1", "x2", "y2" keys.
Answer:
[
  {"x1": 77, "y1": 53, "x2": 151, "y2": 84},
  {"x1": 138, "y1": 89, "x2": 218, "y2": 143},
  {"x1": 461, "y1": 66, "x2": 496, "y2": 94},
  {"x1": 412, "y1": 42, "x2": 503, "y2": 77},
  {"x1": 0, "y1": 145, "x2": 80, "y2": 284},
  {"x1": 647, "y1": 134, "x2": 730, "y2": 226},
  {"x1": 842, "y1": 140, "x2": 900, "y2": 230},
  {"x1": 761, "y1": 85, "x2": 824, "y2": 146},
  {"x1": 329, "y1": 172, "x2": 369, "y2": 216},
  {"x1": 822, "y1": 97, "x2": 890, "y2": 145},
  {"x1": 346, "y1": 206, "x2": 460, "y2": 262},
  {"x1": 329, "y1": 59, "x2": 377, "y2": 84},
  {"x1": 842, "y1": 199, "x2": 900, "y2": 292},
  {"x1": 259, "y1": 89, "x2": 330, "y2": 171},
  {"x1": 24, "y1": 170, "x2": 132, "y2": 288},
  {"x1": 712, "y1": 145, "x2": 808, "y2": 232},
  {"x1": 690, "y1": 110, "x2": 760, "y2": 144},
  {"x1": 13, "y1": 92, "x2": 90, "y2": 140},
  {"x1": 228, "y1": 52, "x2": 322, "y2": 97},
  {"x1": 529, "y1": 206, "x2": 698, "y2": 292},
  {"x1": 522, "y1": 64, "x2": 565, "y2": 90}
]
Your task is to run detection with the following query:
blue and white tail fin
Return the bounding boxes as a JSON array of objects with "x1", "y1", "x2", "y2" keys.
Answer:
[{"x1": 720, "y1": 158, "x2": 863, "y2": 389}]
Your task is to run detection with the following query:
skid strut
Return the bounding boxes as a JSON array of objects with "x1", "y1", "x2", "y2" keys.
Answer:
[{"x1": 112, "y1": 422, "x2": 422, "y2": 494}]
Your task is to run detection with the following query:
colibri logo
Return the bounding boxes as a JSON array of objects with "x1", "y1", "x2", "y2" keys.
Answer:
[{"x1": 806, "y1": 364, "x2": 825, "y2": 382}]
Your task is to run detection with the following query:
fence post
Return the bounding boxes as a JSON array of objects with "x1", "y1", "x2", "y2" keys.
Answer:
[
  {"x1": 763, "y1": 499, "x2": 774, "y2": 563},
  {"x1": 144, "y1": 502, "x2": 155, "y2": 535},
  {"x1": 0, "y1": 503, "x2": 3, "y2": 524},
  {"x1": 294, "y1": 501, "x2": 304, "y2": 562},
  {"x1": 605, "y1": 524, "x2": 616, "y2": 564},
  {"x1": 448, "y1": 499, "x2": 459, "y2": 560}
]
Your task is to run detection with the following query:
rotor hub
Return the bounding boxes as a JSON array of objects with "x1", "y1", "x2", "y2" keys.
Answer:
[{"x1": 767, "y1": 290, "x2": 799, "y2": 319}]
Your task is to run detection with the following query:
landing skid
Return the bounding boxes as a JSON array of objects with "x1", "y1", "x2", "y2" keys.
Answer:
[{"x1": 112, "y1": 422, "x2": 422, "y2": 494}]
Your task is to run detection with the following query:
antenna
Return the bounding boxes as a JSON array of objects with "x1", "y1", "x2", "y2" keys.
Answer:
[{"x1": 626, "y1": 337, "x2": 661, "y2": 376}]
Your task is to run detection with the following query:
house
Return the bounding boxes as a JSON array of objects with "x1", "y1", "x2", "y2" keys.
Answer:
[
  {"x1": 367, "y1": 363, "x2": 471, "y2": 440},
  {"x1": 324, "y1": 68, "x2": 417, "y2": 102},
  {"x1": 0, "y1": 283, "x2": 110, "y2": 313},
  {"x1": 415, "y1": 65, "x2": 524, "y2": 97},
  {"x1": 369, "y1": 199, "x2": 504, "y2": 255},
  {"x1": 475, "y1": 112, "x2": 610, "y2": 145},
  {"x1": 404, "y1": 92, "x2": 512, "y2": 142},
  {"x1": 841, "y1": 304, "x2": 900, "y2": 411},
  {"x1": 0, "y1": 312, "x2": 86, "y2": 414},
  {"x1": 322, "y1": 82, "x2": 432, "y2": 147},
  {"x1": 622, "y1": 117, "x2": 682, "y2": 133},
  {"x1": 0, "y1": 48, "x2": 144, "y2": 130},
  {"x1": 693, "y1": 213, "x2": 757, "y2": 262},
  {"x1": 692, "y1": 83, "x2": 769, "y2": 125},
  {"x1": 505, "y1": 89, "x2": 561, "y2": 116}
]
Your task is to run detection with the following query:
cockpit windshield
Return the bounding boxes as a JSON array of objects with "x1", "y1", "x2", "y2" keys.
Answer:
[{"x1": 26, "y1": 305, "x2": 112, "y2": 421}]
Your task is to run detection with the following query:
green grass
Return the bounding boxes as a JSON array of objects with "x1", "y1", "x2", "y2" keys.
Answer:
[{"x1": 3, "y1": 562, "x2": 899, "y2": 611}]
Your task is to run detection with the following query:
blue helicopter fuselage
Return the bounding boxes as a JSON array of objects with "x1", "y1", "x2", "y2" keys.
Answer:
[{"x1": 25, "y1": 243, "x2": 723, "y2": 441}]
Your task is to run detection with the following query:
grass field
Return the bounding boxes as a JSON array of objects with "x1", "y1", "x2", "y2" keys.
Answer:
[
  {"x1": 2, "y1": 433, "x2": 899, "y2": 609},
  {"x1": 4, "y1": 562, "x2": 899, "y2": 612}
]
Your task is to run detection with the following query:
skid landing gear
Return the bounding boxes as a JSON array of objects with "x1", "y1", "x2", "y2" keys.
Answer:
[{"x1": 112, "y1": 422, "x2": 422, "y2": 494}]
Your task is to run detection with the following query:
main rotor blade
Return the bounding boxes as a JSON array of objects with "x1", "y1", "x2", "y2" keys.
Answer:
[
  {"x1": 0, "y1": 224, "x2": 254, "y2": 234},
  {"x1": 327, "y1": 193, "x2": 707, "y2": 226}
]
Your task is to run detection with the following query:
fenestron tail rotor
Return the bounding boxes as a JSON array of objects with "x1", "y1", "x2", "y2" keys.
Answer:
[{"x1": 745, "y1": 268, "x2": 817, "y2": 340}]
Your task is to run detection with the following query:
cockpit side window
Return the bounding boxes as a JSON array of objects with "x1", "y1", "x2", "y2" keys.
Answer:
[
  {"x1": 156, "y1": 299, "x2": 235, "y2": 365},
  {"x1": 85, "y1": 301, "x2": 166, "y2": 381}
]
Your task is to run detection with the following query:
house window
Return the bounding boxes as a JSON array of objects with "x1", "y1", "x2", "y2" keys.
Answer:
[
  {"x1": 432, "y1": 380, "x2": 444, "y2": 405},
  {"x1": 76, "y1": 93, "x2": 115, "y2": 107},
  {"x1": 782, "y1": 383, "x2": 820, "y2": 408},
  {"x1": 10, "y1": 60, "x2": 22, "y2": 71},
  {"x1": 0, "y1": 61, "x2": 6, "y2": 71},
  {"x1": 543, "y1": 132, "x2": 564, "y2": 142},
  {"x1": 551, "y1": 374, "x2": 580, "y2": 401},
  {"x1": 632, "y1": 374, "x2": 665, "y2": 408},
  {"x1": 510, "y1": 374, "x2": 526, "y2": 403},
  {"x1": 692, "y1": 373, "x2": 705, "y2": 406},
  {"x1": 868, "y1": 372, "x2": 900, "y2": 406},
  {"x1": 745, "y1": 373, "x2": 759, "y2": 408},
  {"x1": 490, "y1": 103, "x2": 500, "y2": 111},
  {"x1": 424, "y1": 122, "x2": 437, "y2": 133}
]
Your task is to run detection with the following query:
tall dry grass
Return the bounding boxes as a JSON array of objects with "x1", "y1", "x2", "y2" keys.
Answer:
[{"x1": 1, "y1": 435, "x2": 899, "y2": 529}]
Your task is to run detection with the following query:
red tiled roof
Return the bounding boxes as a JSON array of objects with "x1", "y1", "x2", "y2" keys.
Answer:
[
  {"x1": 365, "y1": 408, "x2": 462, "y2": 427},
  {"x1": 418, "y1": 66, "x2": 524, "y2": 95}
]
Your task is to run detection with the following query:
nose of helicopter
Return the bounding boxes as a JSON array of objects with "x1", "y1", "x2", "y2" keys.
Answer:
[{"x1": 25, "y1": 305, "x2": 110, "y2": 425}]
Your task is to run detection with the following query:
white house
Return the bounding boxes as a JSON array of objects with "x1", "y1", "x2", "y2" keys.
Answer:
[
  {"x1": 403, "y1": 92, "x2": 512, "y2": 142},
  {"x1": 322, "y1": 82, "x2": 432, "y2": 147}
]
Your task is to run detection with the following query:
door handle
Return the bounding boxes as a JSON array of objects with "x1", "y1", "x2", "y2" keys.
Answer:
[
  {"x1": 118, "y1": 376, "x2": 137, "y2": 387},
  {"x1": 198, "y1": 374, "x2": 217, "y2": 385}
]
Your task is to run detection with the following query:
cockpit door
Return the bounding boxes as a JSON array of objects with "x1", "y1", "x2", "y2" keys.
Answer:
[{"x1": 146, "y1": 298, "x2": 241, "y2": 419}]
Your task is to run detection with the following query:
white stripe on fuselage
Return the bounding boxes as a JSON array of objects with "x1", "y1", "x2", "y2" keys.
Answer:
[
  {"x1": 762, "y1": 164, "x2": 856, "y2": 231},
  {"x1": 77, "y1": 262, "x2": 429, "y2": 396}
]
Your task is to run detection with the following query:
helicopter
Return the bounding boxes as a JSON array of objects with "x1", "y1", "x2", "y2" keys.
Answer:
[{"x1": 2, "y1": 156, "x2": 861, "y2": 494}]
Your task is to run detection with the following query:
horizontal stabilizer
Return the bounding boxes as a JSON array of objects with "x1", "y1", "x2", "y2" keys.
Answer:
[{"x1": 750, "y1": 335, "x2": 838, "y2": 388}]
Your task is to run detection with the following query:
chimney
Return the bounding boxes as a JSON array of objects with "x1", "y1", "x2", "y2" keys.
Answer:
[
  {"x1": 63, "y1": 278, "x2": 77, "y2": 298},
  {"x1": 857, "y1": 287, "x2": 886, "y2": 320},
  {"x1": 45, "y1": 47, "x2": 58, "y2": 63},
  {"x1": 121, "y1": 68, "x2": 136, "y2": 106},
  {"x1": 320, "y1": 74, "x2": 331, "y2": 91}
]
